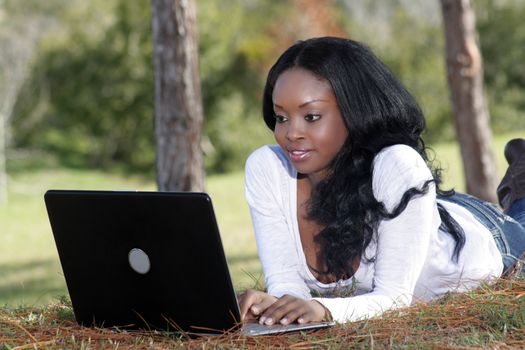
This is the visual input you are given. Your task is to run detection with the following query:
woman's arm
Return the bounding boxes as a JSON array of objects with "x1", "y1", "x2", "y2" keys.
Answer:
[{"x1": 244, "y1": 146, "x2": 311, "y2": 299}]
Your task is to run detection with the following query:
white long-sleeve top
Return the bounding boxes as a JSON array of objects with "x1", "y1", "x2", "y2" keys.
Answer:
[{"x1": 244, "y1": 144, "x2": 503, "y2": 323}]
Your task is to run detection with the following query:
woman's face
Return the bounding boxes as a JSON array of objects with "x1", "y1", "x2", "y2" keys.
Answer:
[{"x1": 272, "y1": 68, "x2": 348, "y2": 183}]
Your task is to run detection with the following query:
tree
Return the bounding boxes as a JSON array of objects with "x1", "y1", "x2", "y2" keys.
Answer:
[
  {"x1": 440, "y1": 0, "x2": 498, "y2": 203},
  {"x1": 0, "y1": 7, "x2": 50, "y2": 203},
  {"x1": 151, "y1": 0, "x2": 204, "y2": 191}
]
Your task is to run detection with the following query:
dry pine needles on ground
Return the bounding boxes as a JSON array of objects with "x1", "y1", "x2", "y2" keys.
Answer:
[{"x1": 1, "y1": 278, "x2": 524, "y2": 350}]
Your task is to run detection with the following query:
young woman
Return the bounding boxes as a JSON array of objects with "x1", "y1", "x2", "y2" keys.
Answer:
[{"x1": 239, "y1": 37, "x2": 525, "y2": 325}]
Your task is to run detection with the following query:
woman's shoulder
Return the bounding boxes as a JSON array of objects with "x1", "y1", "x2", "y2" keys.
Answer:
[
  {"x1": 373, "y1": 144, "x2": 431, "y2": 179},
  {"x1": 245, "y1": 145, "x2": 295, "y2": 180},
  {"x1": 372, "y1": 144, "x2": 433, "y2": 204},
  {"x1": 244, "y1": 145, "x2": 295, "y2": 207},
  {"x1": 374, "y1": 144, "x2": 426, "y2": 169},
  {"x1": 246, "y1": 144, "x2": 284, "y2": 163}
]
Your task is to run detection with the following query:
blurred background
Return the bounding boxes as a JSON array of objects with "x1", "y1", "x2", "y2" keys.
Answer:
[{"x1": 1, "y1": 0, "x2": 524, "y2": 307}]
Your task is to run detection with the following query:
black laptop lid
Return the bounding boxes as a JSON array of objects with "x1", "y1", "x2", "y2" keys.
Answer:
[{"x1": 45, "y1": 190, "x2": 240, "y2": 333}]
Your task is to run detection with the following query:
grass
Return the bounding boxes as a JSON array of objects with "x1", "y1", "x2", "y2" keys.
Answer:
[{"x1": 0, "y1": 278, "x2": 523, "y2": 348}]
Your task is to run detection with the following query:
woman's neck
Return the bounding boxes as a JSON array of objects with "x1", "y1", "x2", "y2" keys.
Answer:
[{"x1": 298, "y1": 171, "x2": 326, "y2": 188}]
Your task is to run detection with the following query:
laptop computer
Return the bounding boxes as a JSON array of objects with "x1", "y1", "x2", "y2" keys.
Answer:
[{"x1": 44, "y1": 190, "x2": 333, "y2": 335}]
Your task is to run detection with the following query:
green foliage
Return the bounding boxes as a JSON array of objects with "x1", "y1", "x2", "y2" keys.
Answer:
[
  {"x1": 8, "y1": 0, "x2": 525, "y2": 174},
  {"x1": 339, "y1": 2, "x2": 455, "y2": 144},
  {"x1": 12, "y1": 0, "x2": 154, "y2": 171},
  {"x1": 197, "y1": 0, "x2": 285, "y2": 172},
  {"x1": 11, "y1": 0, "x2": 285, "y2": 173}
]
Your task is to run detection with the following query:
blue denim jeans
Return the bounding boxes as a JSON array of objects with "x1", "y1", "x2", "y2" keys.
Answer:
[{"x1": 439, "y1": 192, "x2": 525, "y2": 275}]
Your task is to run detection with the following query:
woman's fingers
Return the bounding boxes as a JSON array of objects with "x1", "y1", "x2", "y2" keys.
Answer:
[
  {"x1": 238, "y1": 289, "x2": 277, "y2": 321},
  {"x1": 250, "y1": 294, "x2": 276, "y2": 316},
  {"x1": 258, "y1": 295, "x2": 305, "y2": 325},
  {"x1": 238, "y1": 289, "x2": 259, "y2": 320},
  {"x1": 239, "y1": 292, "x2": 328, "y2": 325},
  {"x1": 259, "y1": 296, "x2": 327, "y2": 325}
]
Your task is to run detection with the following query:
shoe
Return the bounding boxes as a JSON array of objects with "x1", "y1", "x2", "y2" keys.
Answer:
[
  {"x1": 497, "y1": 138, "x2": 525, "y2": 212},
  {"x1": 504, "y1": 138, "x2": 525, "y2": 164}
]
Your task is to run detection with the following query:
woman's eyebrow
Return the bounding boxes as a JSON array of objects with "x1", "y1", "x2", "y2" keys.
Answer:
[{"x1": 273, "y1": 99, "x2": 328, "y2": 109}]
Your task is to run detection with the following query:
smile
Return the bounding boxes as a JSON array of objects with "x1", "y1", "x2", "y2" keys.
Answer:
[{"x1": 288, "y1": 149, "x2": 312, "y2": 162}]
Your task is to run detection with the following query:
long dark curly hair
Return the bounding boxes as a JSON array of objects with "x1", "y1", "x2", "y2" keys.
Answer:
[{"x1": 262, "y1": 37, "x2": 465, "y2": 280}]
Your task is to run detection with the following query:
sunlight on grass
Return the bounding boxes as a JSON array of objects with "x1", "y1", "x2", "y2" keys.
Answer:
[
  {"x1": 0, "y1": 131, "x2": 523, "y2": 306},
  {"x1": 206, "y1": 171, "x2": 264, "y2": 291},
  {"x1": 428, "y1": 130, "x2": 523, "y2": 191},
  {"x1": 0, "y1": 168, "x2": 157, "y2": 307},
  {"x1": 0, "y1": 165, "x2": 260, "y2": 306}
]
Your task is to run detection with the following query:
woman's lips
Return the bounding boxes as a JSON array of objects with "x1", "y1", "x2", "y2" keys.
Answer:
[{"x1": 288, "y1": 149, "x2": 312, "y2": 162}]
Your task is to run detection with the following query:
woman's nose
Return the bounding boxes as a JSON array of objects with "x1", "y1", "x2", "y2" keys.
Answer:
[{"x1": 286, "y1": 119, "x2": 304, "y2": 141}]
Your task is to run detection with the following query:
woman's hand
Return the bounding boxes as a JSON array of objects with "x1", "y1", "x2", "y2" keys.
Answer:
[
  {"x1": 239, "y1": 289, "x2": 330, "y2": 325},
  {"x1": 257, "y1": 294, "x2": 330, "y2": 325},
  {"x1": 238, "y1": 289, "x2": 278, "y2": 322}
]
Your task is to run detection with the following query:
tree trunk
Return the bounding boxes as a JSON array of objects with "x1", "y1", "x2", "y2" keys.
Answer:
[
  {"x1": 0, "y1": 17, "x2": 46, "y2": 204},
  {"x1": 440, "y1": 0, "x2": 498, "y2": 203},
  {"x1": 151, "y1": 0, "x2": 205, "y2": 192},
  {"x1": 0, "y1": 112, "x2": 6, "y2": 204}
]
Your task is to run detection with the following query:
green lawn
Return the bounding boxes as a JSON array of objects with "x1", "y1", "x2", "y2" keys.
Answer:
[
  {"x1": 0, "y1": 161, "x2": 263, "y2": 307},
  {"x1": 0, "y1": 131, "x2": 522, "y2": 307}
]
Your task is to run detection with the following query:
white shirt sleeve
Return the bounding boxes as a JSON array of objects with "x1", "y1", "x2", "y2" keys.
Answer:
[
  {"x1": 314, "y1": 145, "x2": 438, "y2": 322},
  {"x1": 244, "y1": 146, "x2": 311, "y2": 299}
]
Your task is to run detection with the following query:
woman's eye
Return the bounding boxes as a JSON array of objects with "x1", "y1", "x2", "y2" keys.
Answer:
[
  {"x1": 274, "y1": 115, "x2": 287, "y2": 123},
  {"x1": 305, "y1": 114, "x2": 321, "y2": 122}
]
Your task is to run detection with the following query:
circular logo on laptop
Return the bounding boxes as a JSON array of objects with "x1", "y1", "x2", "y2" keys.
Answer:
[{"x1": 128, "y1": 248, "x2": 151, "y2": 274}]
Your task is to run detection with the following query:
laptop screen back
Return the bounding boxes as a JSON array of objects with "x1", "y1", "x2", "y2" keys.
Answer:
[{"x1": 45, "y1": 190, "x2": 240, "y2": 333}]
